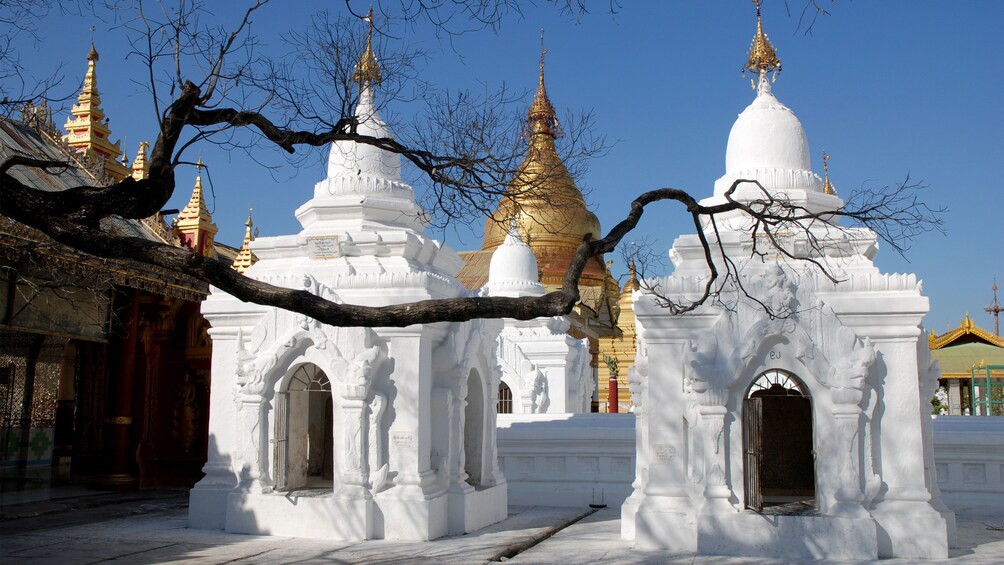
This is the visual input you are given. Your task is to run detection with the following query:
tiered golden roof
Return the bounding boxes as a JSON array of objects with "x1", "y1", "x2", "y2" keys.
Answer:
[
  {"x1": 131, "y1": 141, "x2": 150, "y2": 180},
  {"x1": 930, "y1": 313, "x2": 1004, "y2": 350},
  {"x1": 63, "y1": 41, "x2": 130, "y2": 182},
  {"x1": 231, "y1": 210, "x2": 257, "y2": 274},
  {"x1": 745, "y1": 0, "x2": 781, "y2": 76},
  {"x1": 173, "y1": 160, "x2": 218, "y2": 257},
  {"x1": 353, "y1": 8, "x2": 382, "y2": 85}
]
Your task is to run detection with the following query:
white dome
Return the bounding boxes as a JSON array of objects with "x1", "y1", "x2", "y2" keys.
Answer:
[
  {"x1": 726, "y1": 89, "x2": 809, "y2": 173},
  {"x1": 326, "y1": 87, "x2": 402, "y2": 182},
  {"x1": 486, "y1": 228, "x2": 545, "y2": 297},
  {"x1": 713, "y1": 78, "x2": 823, "y2": 198}
]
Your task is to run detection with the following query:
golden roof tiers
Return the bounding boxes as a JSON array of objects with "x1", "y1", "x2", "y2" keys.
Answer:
[
  {"x1": 173, "y1": 160, "x2": 219, "y2": 257},
  {"x1": 63, "y1": 41, "x2": 130, "y2": 182},
  {"x1": 480, "y1": 47, "x2": 605, "y2": 288}
]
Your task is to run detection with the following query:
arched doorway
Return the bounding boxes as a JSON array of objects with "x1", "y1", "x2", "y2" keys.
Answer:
[
  {"x1": 743, "y1": 369, "x2": 815, "y2": 513},
  {"x1": 496, "y1": 382, "x2": 513, "y2": 414},
  {"x1": 274, "y1": 364, "x2": 333, "y2": 491},
  {"x1": 464, "y1": 369, "x2": 485, "y2": 487}
]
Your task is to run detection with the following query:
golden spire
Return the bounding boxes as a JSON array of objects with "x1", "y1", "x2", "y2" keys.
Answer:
[
  {"x1": 131, "y1": 141, "x2": 150, "y2": 180},
  {"x1": 822, "y1": 151, "x2": 836, "y2": 195},
  {"x1": 174, "y1": 159, "x2": 218, "y2": 257},
  {"x1": 63, "y1": 38, "x2": 130, "y2": 182},
  {"x1": 231, "y1": 209, "x2": 257, "y2": 274},
  {"x1": 744, "y1": 0, "x2": 781, "y2": 79},
  {"x1": 527, "y1": 28, "x2": 560, "y2": 138},
  {"x1": 623, "y1": 261, "x2": 640, "y2": 294},
  {"x1": 353, "y1": 7, "x2": 382, "y2": 85},
  {"x1": 480, "y1": 33, "x2": 604, "y2": 290}
]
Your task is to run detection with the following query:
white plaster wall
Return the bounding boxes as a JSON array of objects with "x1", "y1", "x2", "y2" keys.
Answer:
[
  {"x1": 932, "y1": 415, "x2": 1004, "y2": 519},
  {"x1": 496, "y1": 413, "x2": 1003, "y2": 521},
  {"x1": 496, "y1": 413, "x2": 635, "y2": 508}
]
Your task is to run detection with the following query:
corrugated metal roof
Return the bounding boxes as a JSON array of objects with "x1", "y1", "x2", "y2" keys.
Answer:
[{"x1": 1, "y1": 117, "x2": 208, "y2": 300}]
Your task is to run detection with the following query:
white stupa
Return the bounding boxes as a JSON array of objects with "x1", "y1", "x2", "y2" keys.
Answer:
[
  {"x1": 622, "y1": 5, "x2": 954, "y2": 560},
  {"x1": 486, "y1": 224, "x2": 592, "y2": 414},
  {"x1": 189, "y1": 15, "x2": 507, "y2": 541}
]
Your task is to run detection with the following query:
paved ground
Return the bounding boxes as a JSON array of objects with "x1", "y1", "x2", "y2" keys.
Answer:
[{"x1": 1, "y1": 489, "x2": 1001, "y2": 564}]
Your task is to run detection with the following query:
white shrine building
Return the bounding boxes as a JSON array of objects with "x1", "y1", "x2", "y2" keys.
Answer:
[
  {"x1": 485, "y1": 226, "x2": 593, "y2": 415},
  {"x1": 621, "y1": 7, "x2": 954, "y2": 560},
  {"x1": 187, "y1": 24, "x2": 507, "y2": 541}
]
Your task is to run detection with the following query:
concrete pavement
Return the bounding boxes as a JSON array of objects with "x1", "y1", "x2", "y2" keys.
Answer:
[{"x1": 1, "y1": 490, "x2": 1002, "y2": 564}]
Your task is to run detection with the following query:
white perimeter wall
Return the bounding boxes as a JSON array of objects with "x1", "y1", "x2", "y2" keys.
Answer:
[
  {"x1": 497, "y1": 414, "x2": 635, "y2": 508},
  {"x1": 931, "y1": 415, "x2": 1004, "y2": 518},
  {"x1": 497, "y1": 413, "x2": 1004, "y2": 518}
]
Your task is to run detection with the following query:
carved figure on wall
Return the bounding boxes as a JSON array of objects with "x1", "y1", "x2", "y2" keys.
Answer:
[{"x1": 173, "y1": 368, "x2": 200, "y2": 454}]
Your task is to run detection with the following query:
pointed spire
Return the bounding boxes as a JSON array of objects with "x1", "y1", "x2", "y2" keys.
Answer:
[
  {"x1": 131, "y1": 141, "x2": 150, "y2": 180},
  {"x1": 744, "y1": 0, "x2": 781, "y2": 86},
  {"x1": 527, "y1": 28, "x2": 560, "y2": 139},
  {"x1": 986, "y1": 276, "x2": 1003, "y2": 336},
  {"x1": 623, "y1": 261, "x2": 640, "y2": 293},
  {"x1": 174, "y1": 159, "x2": 218, "y2": 257},
  {"x1": 822, "y1": 151, "x2": 837, "y2": 195},
  {"x1": 232, "y1": 209, "x2": 257, "y2": 274},
  {"x1": 63, "y1": 37, "x2": 130, "y2": 182},
  {"x1": 353, "y1": 7, "x2": 382, "y2": 86}
]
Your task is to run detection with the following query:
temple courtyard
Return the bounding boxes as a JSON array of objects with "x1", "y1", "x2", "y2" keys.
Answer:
[{"x1": 0, "y1": 488, "x2": 1001, "y2": 564}]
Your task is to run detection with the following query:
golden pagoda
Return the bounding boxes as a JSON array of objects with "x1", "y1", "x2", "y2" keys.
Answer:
[
  {"x1": 458, "y1": 41, "x2": 613, "y2": 291},
  {"x1": 172, "y1": 160, "x2": 218, "y2": 257},
  {"x1": 63, "y1": 41, "x2": 131, "y2": 182},
  {"x1": 231, "y1": 210, "x2": 257, "y2": 273},
  {"x1": 597, "y1": 263, "x2": 641, "y2": 411},
  {"x1": 456, "y1": 37, "x2": 620, "y2": 410}
]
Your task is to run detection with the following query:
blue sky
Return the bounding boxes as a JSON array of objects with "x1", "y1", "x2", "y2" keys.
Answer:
[{"x1": 13, "y1": 1, "x2": 1003, "y2": 333}]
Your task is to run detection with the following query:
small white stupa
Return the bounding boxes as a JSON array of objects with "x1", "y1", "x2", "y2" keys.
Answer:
[
  {"x1": 486, "y1": 223, "x2": 592, "y2": 414},
  {"x1": 189, "y1": 13, "x2": 506, "y2": 541},
  {"x1": 622, "y1": 4, "x2": 953, "y2": 560}
]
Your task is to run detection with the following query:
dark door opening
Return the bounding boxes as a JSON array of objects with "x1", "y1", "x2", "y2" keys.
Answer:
[{"x1": 744, "y1": 370, "x2": 815, "y2": 514}]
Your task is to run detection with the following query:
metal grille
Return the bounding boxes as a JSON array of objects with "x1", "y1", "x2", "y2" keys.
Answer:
[
  {"x1": 274, "y1": 391, "x2": 288, "y2": 490},
  {"x1": 744, "y1": 396, "x2": 763, "y2": 512},
  {"x1": 496, "y1": 382, "x2": 513, "y2": 414}
]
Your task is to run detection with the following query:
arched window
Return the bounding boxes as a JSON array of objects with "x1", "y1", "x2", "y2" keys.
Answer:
[
  {"x1": 497, "y1": 382, "x2": 513, "y2": 414},
  {"x1": 747, "y1": 369, "x2": 809, "y2": 398},
  {"x1": 743, "y1": 369, "x2": 815, "y2": 513},
  {"x1": 275, "y1": 364, "x2": 333, "y2": 492}
]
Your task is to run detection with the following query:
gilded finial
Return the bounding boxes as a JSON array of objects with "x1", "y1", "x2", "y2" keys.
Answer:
[
  {"x1": 87, "y1": 26, "x2": 98, "y2": 61},
  {"x1": 743, "y1": 0, "x2": 781, "y2": 84},
  {"x1": 196, "y1": 157, "x2": 204, "y2": 173},
  {"x1": 353, "y1": 7, "x2": 382, "y2": 86},
  {"x1": 526, "y1": 29, "x2": 560, "y2": 139},
  {"x1": 822, "y1": 151, "x2": 836, "y2": 195}
]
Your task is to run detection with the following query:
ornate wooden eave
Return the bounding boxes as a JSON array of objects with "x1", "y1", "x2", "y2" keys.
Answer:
[
  {"x1": 0, "y1": 218, "x2": 208, "y2": 302},
  {"x1": 929, "y1": 314, "x2": 1004, "y2": 349}
]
